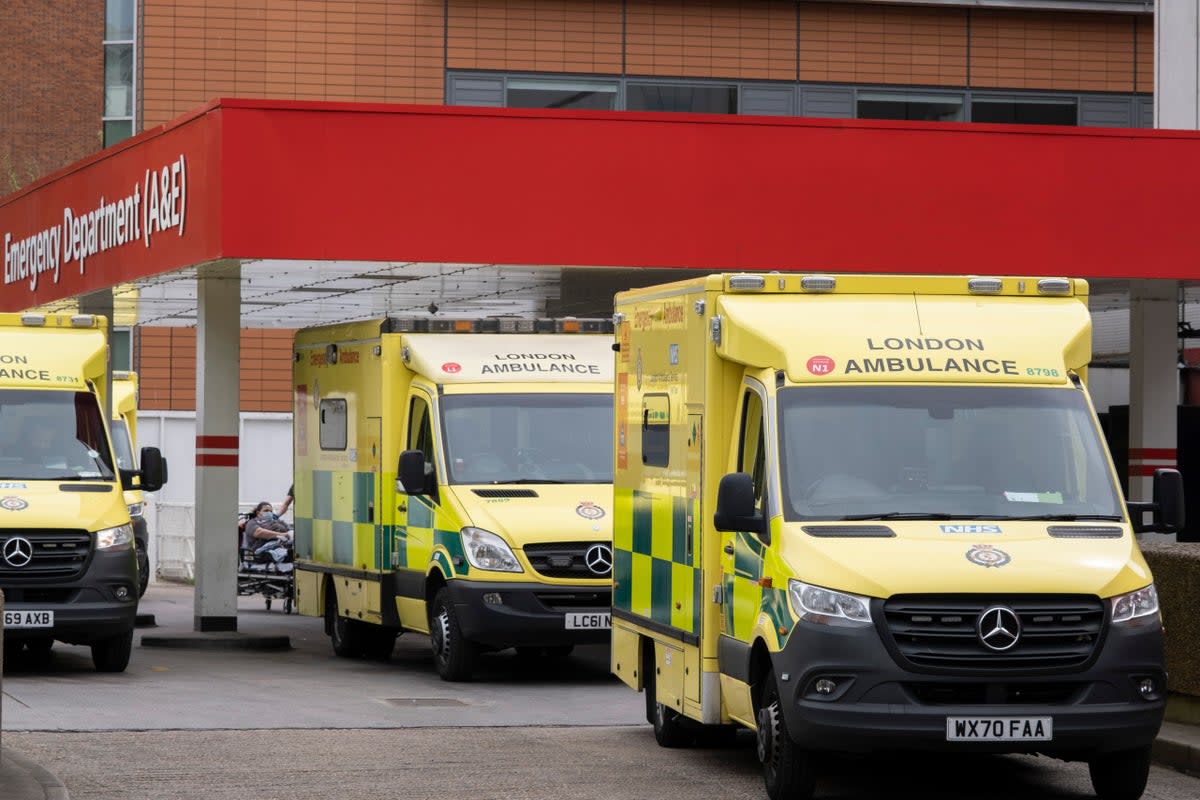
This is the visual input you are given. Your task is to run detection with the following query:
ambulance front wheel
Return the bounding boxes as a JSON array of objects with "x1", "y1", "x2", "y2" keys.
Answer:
[
  {"x1": 431, "y1": 588, "x2": 478, "y2": 681},
  {"x1": 1088, "y1": 745, "x2": 1151, "y2": 800},
  {"x1": 756, "y1": 675, "x2": 815, "y2": 800}
]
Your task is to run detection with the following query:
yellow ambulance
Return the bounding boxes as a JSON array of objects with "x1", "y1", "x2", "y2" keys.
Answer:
[
  {"x1": 0, "y1": 313, "x2": 166, "y2": 671},
  {"x1": 292, "y1": 316, "x2": 615, "y2": 681},
  {"x1": 611, "y1": 274, "x2": 1176, "y2": 800},
  {"x1": 110, "y1": 371, "x2": 152, "y2": 597}
]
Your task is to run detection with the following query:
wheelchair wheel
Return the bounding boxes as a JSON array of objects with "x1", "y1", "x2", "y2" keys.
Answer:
[
  {"x1": 265, "y1": 597, "x2": 273, "y2": 610},
  {"x1": 284, "y1": 595, "x2": 294, "y2": 614}
]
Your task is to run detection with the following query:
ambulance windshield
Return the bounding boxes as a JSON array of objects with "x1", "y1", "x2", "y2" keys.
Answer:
[
  {"x1": 777, "y1": 385, "x2": 1123, "y2": 521},
  {"x1": 442, "y1": 392, "x2": 612, "y2": 484},
  {"x1": 0, "y1": 389, "x2": 117, "y2": 481}
]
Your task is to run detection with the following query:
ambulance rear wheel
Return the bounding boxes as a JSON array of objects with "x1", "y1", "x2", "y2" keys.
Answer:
[
  {"x1": 1088, "y1": 746, "x2": 1151, "y2": 800},
  {"x1": 756, "y1": 675, "x2": 815, "y2": 800},
  {"x1": 431, "y1": 588, "x2": 478, "y2": 681},
  {"x1": 362, "y1": 629, "x2": 398, "y2": 661},
  {"x1": 326, "y1": 585, "x2": 366, "y2": 658},
  {"x1": 644, "y1": 654, "x2": 694, "y2": 747}
]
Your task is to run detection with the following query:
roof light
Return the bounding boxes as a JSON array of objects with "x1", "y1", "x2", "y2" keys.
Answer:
[
  {"x1": 70, "y1": 314, "x2": 96, "y2": 327},
  {"x1": 20, "y1": 314, "x2": 45, "y2": 327},
  {"x1": 497, "y1": 317, "x2": 536, "y2": 333},
  {"x1": 560, "y1": 318, "x2": 581, "y2": 333},
  {"x1": 1037, "y1": 278, "x2": 1072, "y2": 295},
  {"x1": 968, "y1": 278, "x2": 1003, "y2": 295},
  {"x1": 801, "y1": 276, "x2": 837, "y2": 292},
  {"x1": 728, "y1": 274, "x2": 765, "y2": 291}
]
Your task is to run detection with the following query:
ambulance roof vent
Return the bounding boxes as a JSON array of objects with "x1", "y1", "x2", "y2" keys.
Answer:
[
  {"x1": 967, "y1": 277, "x2": 1003, "y2": 295},
  {"x1": 20, "y1": 314, "x2": 46, "y2": 327},
  {"x1": 800, "y1": 276, "x2": 837, "y2": 292},
  {"x1": 1037, "y1": 278, "x2": 1072, "y2": 295},
  {"x1": 70, "y1": 314, "x2": 96, "y2": 327},
  {"x1": 728, "y1": 274, "x2": 765, "y2": 291}
]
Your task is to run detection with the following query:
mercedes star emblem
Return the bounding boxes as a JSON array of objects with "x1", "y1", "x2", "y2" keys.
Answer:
[
  {"x1": 977, "y1": 606, "x2": 1021, "y2": 652},
  {"x1": 584, "y1": 543, "x2": 613, "y2": 576},
  {"x1": 2, "y1": 535, "x2": 34, "y2": 568}
]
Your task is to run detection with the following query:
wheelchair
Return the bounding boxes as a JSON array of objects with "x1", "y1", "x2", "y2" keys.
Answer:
[{"x1": 237, "y1": 514, "x2": 295, "y2": 613}]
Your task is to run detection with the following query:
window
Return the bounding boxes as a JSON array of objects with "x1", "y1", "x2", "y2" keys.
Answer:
[
  {"x1": 642, "y1": 394, "x2": 670, "y2": 468},
  {"x1": 319, "y1": 398, "x2": 347, "y2": 450},
  {"x1": 858, "y1": 91, "x2": 964, "y2": 122},
  {"x1": 627, "y1": 84, "x2": 737, "y2": 114},
  {"x1": 103, "y1": 0, "x2": 136, "y2": 147},
  {"x1": 407, "y1": 395, "x2": 435, "y2": 461},
  {"x1": 738, "y1": 389, "x2": 767, "y2": 505},
  {"x1": 506, "y1": 78, "x2": 618, "y2": 110},
  {"x1": 971, "y1": 98, "x2": 1078, "y2": 126},
  {"x1": 111, "y1": 328, "x2": 132, "y2": 371},
  {"x1": 0, "y1": 390, "x2": 116, "y2": 480}
]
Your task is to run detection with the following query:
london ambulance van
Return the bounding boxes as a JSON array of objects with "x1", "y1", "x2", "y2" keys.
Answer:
[
  {"x1": 293, "y1": 316, "x2": 615, "y2": 681},
  {"x1": 0, "y1": 313, "x2": 166, "y2": 672},
  {"x1": 111, "y1": 370, "x2": 152, "y2": 597},
  {"x1": 610, "y1": 274, "x2": 1177, "y2": 800}
]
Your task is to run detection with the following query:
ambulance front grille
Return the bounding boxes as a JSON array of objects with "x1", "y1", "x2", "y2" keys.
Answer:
[
  {"x1": 880, "y1": 595, "x2": 1105, "y2": 674},
  {"x1": 534, "y1": 591, "x2": 612, "y2": 611},
  {"x1": 0, "y1": 530, "x2": 92, "y2": 579},
  {"x1": 524, "y1": 542, "x2": 612, "y2": 578}
]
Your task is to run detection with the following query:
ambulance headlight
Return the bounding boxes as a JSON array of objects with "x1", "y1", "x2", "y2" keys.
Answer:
[
  {"x1": 96, "y1": 523, "x2": 135, "y2": 551},
  {"x1": 788, "y1": 580, "x2": 872, "y2": 626},
  {"x1": 1111, "y1": 584, "x2": 1159, "y2": 624},
  {"x1": 460, "y1": 527, "x2": 523, "y2": 573}
]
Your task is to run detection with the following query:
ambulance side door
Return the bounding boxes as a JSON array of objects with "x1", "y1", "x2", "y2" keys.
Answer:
[
  {"x1": 396, "y1": 389, "x2": 439, "y2": 615},
  {"x1": 721, "y1": 379, "x2": 769, "y2": 645}
]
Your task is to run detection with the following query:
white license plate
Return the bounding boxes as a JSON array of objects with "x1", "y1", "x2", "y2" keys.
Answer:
[
  {"x1": 946, "y1": 717, "x2": 1052, "y2": 741},
  {"x1": 4, "y1": 610, "x2": 54, "y2": 628},
  {"x1": 565, "y1": 611, "x2": 611, "y2": 630}
]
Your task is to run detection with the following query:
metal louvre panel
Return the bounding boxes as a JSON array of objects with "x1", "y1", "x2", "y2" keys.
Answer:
[
  {"x1": 0, "y1": 530, "x2": 92, "y2": 579},
  {"x1": 881, "y1": 595, "x2": 1105, "y2": 673},
  {"x1": 524, "y1": 541, "x2": 610, "y2": 579}
]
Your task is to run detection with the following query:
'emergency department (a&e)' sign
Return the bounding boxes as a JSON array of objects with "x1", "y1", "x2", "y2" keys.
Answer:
[{"x1": 3, "y1": 155, "x2": 187, "y2": 293}]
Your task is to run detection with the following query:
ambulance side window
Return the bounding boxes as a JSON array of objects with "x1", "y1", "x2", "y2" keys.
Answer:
[
  {"x1": 738, "y1": 389, "x2": 767, "y2": 506},
  {"x1": 408, "y1": 395, "x2": 435, "y2": 463}
]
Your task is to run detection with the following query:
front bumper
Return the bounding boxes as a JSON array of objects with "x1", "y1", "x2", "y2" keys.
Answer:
[
  {"x1": 2, "y1": 548, "x2": 140, "y2": 645},
  {"x1": 772, "y1": 616, "x2": 1166, "y2": 759},
  {"x1": 444, "y1": 580, "x2": 611, "y2": 649}
]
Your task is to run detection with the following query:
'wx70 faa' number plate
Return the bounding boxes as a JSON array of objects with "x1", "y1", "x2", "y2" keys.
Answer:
[{"x1": 946, "y1": 717, "x2": 1052, "y2": 741}]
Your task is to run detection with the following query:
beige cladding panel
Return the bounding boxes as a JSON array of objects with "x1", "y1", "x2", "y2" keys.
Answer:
[{"x1": 448, "y1": 0, "x2": 624, "y2": 74}]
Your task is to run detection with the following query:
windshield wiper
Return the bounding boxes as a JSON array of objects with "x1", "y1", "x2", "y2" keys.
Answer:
[
  {"x1": 491, "y1": 479, "x2": 566, "y2": 485},
  {"x1": 985, "y1": 513, "x2": 1122, "y2": 522},
  {"x1": 838, "y1": 512, "x2": 958, "y2": 521}
]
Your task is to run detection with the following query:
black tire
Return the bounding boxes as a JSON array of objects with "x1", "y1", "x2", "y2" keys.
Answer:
[
  {"x1": 430, "y1": 588, "x2": 478, "y2": 681},
  {"x1": 135, "y1": 544, "x2": 150, "y2": 598},
  {"x1": 362, "y1": 629, "x2": 398, "y2": 661},
  {"x1": 91, "y1": 630, "x2": 134, "y2": 673},
  {"x1": 284, "y1": 595, "x2": 294, "y2": 615},
  {"x1": 1088, "y1": 746, "x2": 1152, "y2": 800},
  {"x1": 325, "y1": 584, "x2": 366, "y2": 658},
  {"x1": 644, "y1": 651, "x2": 694, "y2": 747},
  {"x1": 756, "y1": 675, "x2": 815, "y2": 800}
]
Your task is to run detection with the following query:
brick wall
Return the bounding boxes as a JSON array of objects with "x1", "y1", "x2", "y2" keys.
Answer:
[
  {"x1": 0, "y1": 1, "x2": 103, "y2": 192},
  {"x1": 142, "y1": 0, "x2": 445, "y2": 128},
  {"x1": 136, "y1": 326, "x2": 295, "y2": 412}
]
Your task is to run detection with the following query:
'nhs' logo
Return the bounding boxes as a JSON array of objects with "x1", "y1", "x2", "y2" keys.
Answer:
[{"x1": 940, "y1": 525, "x2": 1002, "y2": 534}]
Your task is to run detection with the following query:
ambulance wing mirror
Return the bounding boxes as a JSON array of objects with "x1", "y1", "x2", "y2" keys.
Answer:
[
  {"x1": 136, "y1": 447, "x2": 167, "y2": 493},
  {"x1": 714, "y1": 472, "x2": 767, "y2": 542},
  {"x1": 398, "y1": 449, "x2": 433, "y2": 495},
  {"x1": 1129, "y1": 468, "x2": 1185, "y2": 534}
]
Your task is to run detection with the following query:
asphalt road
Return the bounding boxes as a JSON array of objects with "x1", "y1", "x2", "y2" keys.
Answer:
[{"x1": 3, "y1": 584, "x2": 1199, "y2": 800}]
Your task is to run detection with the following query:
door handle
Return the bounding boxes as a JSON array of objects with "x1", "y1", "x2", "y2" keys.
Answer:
[
  {"x1": 723, "y1": 544, "x2": 734, "y2": 555},
  {"x1": 397, "y1": 504, "x2": 407, "y2": 512}
]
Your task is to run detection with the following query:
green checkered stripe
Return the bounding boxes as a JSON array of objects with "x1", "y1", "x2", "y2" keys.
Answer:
[
  {"x1": 295, "y1": 469, "x2": 383, "y2": 568},
  {"x1": 613, "y1": 487, "x2": 701, "y2": 635},
  {"x1": 723, "y1": 520, "x2": 792, "y2": 643}
]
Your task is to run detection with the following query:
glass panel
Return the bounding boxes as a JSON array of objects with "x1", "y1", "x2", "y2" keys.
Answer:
[
  {"x1": 106, "y1": 0, "x2": 135, "y2": 40},
  {"x1": 776, "y1": 386, "x2": 1122, "y2": 521},
  {"x1": 506, "y1": 79, "x2": 617, "y2": 110},
  {"x1": 642, "y1": 394, "x2": 670, "y2": 468},
  {"x1": 971, "y1": 99, "x2": 1078, "y2": 126},
  {"x1": 857, "y1": 93, "x2": 964, "y2": 122},
  {"x1": 111, "y1": 419, "x2": 136, "y2": 471},
  {"x1": 111, "y1": 328, "x2": 132, "y2": 370},
  {"x1": 626, "y1": 84, "x2": 737, "y2": 114},
  {"x1": 441, "y1": 392, "x2": 612, "y2": 484},
  {"x1": 105, "y1": 43, "x2": 133, "y2": 116},
  {"x1": 0, "y1": 390, "x2": 116, "y2": 480},
  {"x1": 104, "y1": 120, "x2": 133, "y2": 148},
  {"x1": 319, "y1": 398, "x2": 347, "y2": 450}
]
